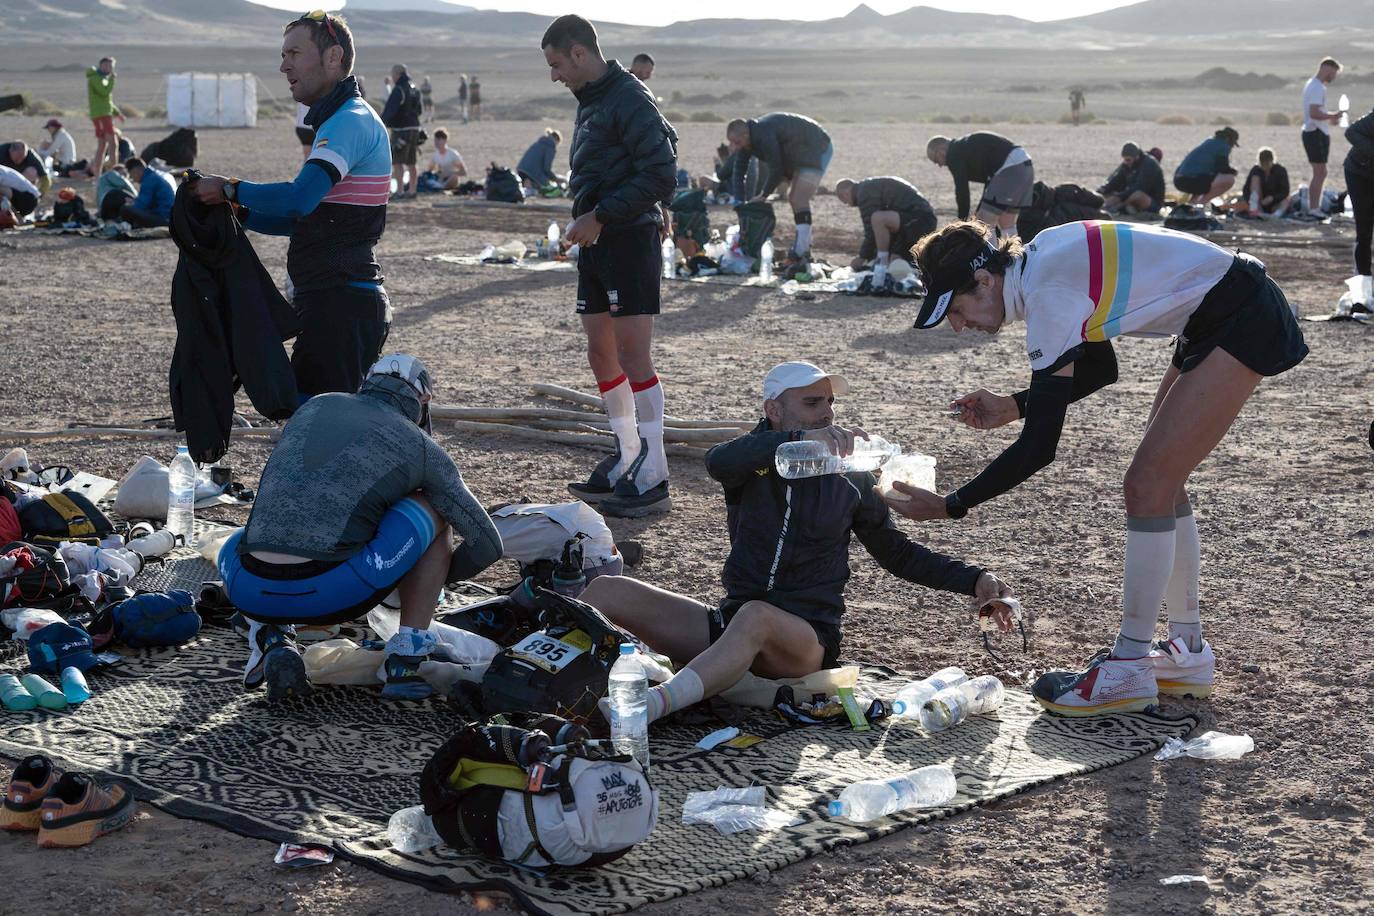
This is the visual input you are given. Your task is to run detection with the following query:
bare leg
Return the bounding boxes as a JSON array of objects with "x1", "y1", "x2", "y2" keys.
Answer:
[
  {"x1": 1205, "y1": 174, "x2": 1235, "y2": 203},
  {"x1": 870, "y1": 209, "x2": 899, "y2": 259},
  {"x1": 396, "y1": 495, "x2": 450, "y2": 631},
  {"x1": 610, "y1": 314, "x2": 656, "y2": 383},
  {"x1": 679, "y1": 601, "x2": 824, "y2": 697},
  {"x1": 581, "y1": 311, "x2": 623, "y2": 382},
  {"x1": 1125, "y1": 190, "x2": 1154, "y2": 211},
  {"x1": 1310, "y1": 162, "x2": 1328, "y2": 211},
  {"x1": 580, "y1": 575, "x2": 710, "y2": 664}
]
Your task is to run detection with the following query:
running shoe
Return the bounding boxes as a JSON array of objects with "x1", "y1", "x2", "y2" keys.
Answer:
[
  {"x1": 1148, "y1": 637, "x2": 1215, "y2": 698},
  {"x1": 36, "y1": 772, "x2": 135, "y2": 848},
  {"x1": 2, "y1": 755, "x2": 59, "y2": 832},
  {"x1": 1032, "y1": 649, "x2": 1158, "y2": 717},
  {"x1": 243, "y1": 622, "x2": 298, "y2": 692},
  {"x1": 567, "y1": 448, "x2": 625, "y2": 504},
  {"x1": 264, "y1": 640, "x2": 310, "y2": 703},
  {"x1": 778, "y1": 253, "x2": 811, "y2": 282},
  {"x1": 381, "y1": 654, "x2": 433, "y2": 700}
]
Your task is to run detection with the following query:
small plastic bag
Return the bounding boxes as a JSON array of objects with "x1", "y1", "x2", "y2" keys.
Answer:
[
  {"x1": 1154, "y1": 730, "x2": 1254, "y2": 761},
  {"x1": 682, "y1": 786, "x2": 801, "y2": 836}
]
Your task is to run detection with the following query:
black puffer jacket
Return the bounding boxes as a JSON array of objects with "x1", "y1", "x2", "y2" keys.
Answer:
[
  {"x1": 704, "y1": 421, "x2": 984, "y2": 629},
  {"x1": 568, "y1": 60, "x2": 678, "y2": 224},
  {"x1": 732, "y1": 112, "x2": 831, "y2": 199}
]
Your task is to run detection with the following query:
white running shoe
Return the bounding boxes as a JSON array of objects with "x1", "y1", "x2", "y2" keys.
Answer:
[
  {"x1": 1032, "y1": 649, "x2": 1158, "y2": 717},
  {"x1": 1148, "y1": 637, "x2": 1215, "y2": 698}
]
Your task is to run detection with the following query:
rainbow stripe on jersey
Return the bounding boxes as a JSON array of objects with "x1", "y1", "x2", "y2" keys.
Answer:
[{"x1": 1080, "y1": 221, "x2": 1135, "y2": 342}]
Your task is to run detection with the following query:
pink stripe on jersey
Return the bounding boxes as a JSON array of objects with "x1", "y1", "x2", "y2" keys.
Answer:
[{"x1": 324, "y1": 174, "x2": 390, "y2": 206}]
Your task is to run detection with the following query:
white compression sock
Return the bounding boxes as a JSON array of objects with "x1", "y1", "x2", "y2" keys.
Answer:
[
  {"x1": 1113, "y1": 515, "x2": 1176, "y2": 658},
  {"x1": 646, "y1": 668, "x2": 704, "y2": 723},
  {"x1": 1164, "y1": 501, "x2": 1203, "y2": 651},
  {"x1": 599, "y1": 375, "x2": 640, "y2": 481},
  {"x1": 794, "y1": 223, "x2": 812, "y2": 256},
  {"x1": 631, "y1": 375, "x2": 667, "y2": 490}
]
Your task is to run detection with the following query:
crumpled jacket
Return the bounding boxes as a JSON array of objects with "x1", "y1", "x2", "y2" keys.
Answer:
[
  {"x1": 733, "y1": 112, "x2": 832, "y2": 199},
  {"x1": 568, "y1": 60, "x2": 678, "y2": 224},
  {"x1": 168, "y1": 184, "x2": 301, "y2": 464}
]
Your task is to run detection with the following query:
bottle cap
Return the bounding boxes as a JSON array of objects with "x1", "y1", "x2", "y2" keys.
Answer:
[
  {"x1": 891, "y1": 699, "x2": 907, "y2": 716},
  {"x1": 619, "y1": 643, "x2": 636, "y2": 656},
  {"x1": 827, "y1": 800, "x2": 844, "y2": 817}
]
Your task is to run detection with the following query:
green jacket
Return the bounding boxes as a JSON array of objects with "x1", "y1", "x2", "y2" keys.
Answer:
[{"x1": 86, "y1": 67, "x2": 119, "y2": 118}]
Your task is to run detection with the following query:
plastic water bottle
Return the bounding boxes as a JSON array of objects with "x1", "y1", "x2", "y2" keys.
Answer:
[
  {"x1": 1339, "y1": 93, "x2": 1350, "y2": 129},
  {"x1": 61, "y1": 667, "x2": 91, "y2": 704},
  {"x1": 387, "y1": 804, "x2": 444, "y2": 852},
  {"x1": 759, "y1": 239, "x2": 774, "y2": 282},
  {"x1": 919, "y1": 675, "x2": 1005, "y2": 733},
  {"x1": 167, "y1": 446, "x2": 197, "y2": 548},
  {"x1": 828, "y1": 764, "x2": 957, "y2": 821},
  {"x1": 608, "y1": 643, "x2": 650, "y2": 770},
  {"x1": 547, "y1": 219, "x2": 560, "y2": 249},
  {"x1": 1155, "y1": 730, "x2": 1255, "y2": 761},
  {"x1": 774, "y1": 435, "x2": 901, "y2": 479},
  {"x1": 891, "y1": 666, "x2": 967, "y2": 717},
  {"x1": 128, "y1": 527, "x2": 178, "y2": 557},
  {"x1": 661, "y1": 236, "x2": 676, "y2": 279}
]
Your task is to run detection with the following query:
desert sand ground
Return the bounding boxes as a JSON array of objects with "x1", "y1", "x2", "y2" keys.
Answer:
[{"x1": 1, "y1": 42, "x2": 1373, "y2": 915}]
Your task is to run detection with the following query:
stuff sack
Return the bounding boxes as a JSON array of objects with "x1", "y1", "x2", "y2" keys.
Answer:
[
  {"x1": 109, "y1": 590, "x2": 201, "y2": 648},
  {"x1": 419, "y1": 713, "x2": 657, "y2": 868},
  {"x1": 0, "y1": 541, "x2": 75, "y2": 609},
  {"x1": 52, "y1": 193, "x2": 93, "y2": 226},
  {"x1": 733, "y1": 201, "x2": 776, "y2": 260},
  {"x1": 141, "y1": 128, "x2": 198, "y2": 169},
  {"x1": 491, "y1": 502, "x2": 622, "y2": 587},
  {"x1": 17, "y1": 490, "x2": 116, "y2": 546},
  {"x1": 0, "y1": 481, "x2": 20, "y2": 544},
  {"x1": 670, "y1": 189, "x2": 710, "y2": 252},
  {"x1": 485, "y1": 164, "x2": 523, "y2": 204},
  {"x1": 1017, "y1": 182, "x2": 1108, "y2": 241},
  {"x1": 1164, "y1": 203, "x2": 1223, "y2": 233},
  {"x1": 480, "y1": 588, "x2": 632, "y2": 725}
]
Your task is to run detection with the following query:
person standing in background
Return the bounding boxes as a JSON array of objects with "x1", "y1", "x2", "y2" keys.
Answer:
[
  {"x1": 86, "y1": 56, "x2": 124, "y2": 178},
  {"x1": 458, "y1": 74, "x2": 469, "y2": 123},
  {"x1": 469, "y1": 75, "x2": 482, "y2": 121},
  {"x1": 1300, "y1": 58, "x2": 1342, "y2": 216},
  {"x1": 420, "y1": 75, "x2": 434, "y2": 123}
]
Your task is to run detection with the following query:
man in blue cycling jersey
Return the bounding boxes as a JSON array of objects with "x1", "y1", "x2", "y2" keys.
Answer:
[{"x1": 193, "y1": 12, "x2": 391, "y2": 397}]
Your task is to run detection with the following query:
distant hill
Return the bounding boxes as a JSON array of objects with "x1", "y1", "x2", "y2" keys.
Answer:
[{"x1": 2, "y1": 0, "x2": 1371, "y2": 47}]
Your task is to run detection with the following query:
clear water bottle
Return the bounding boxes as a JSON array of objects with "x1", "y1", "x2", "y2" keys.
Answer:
[
  {"x1": 891, "y1": 666, "x2": 967, "y2": 717},
  {"x1": 61, "y1": 667, "x2": 91, "y2": 704},
  {"x1": 774, "y1": 435, "x2": 901, "y2": 479},
  {"x1": 1339, "y1": 93, "x2": 1350, "y2": 129},
  {"x1": 608, "y1": 643, "x2": 650, "y2": 770},
  {"x1": 759, "y1": 239, "x2": 774, "y2": 282},
  {"x1": 828, "y1": 764, "x2": 957, "y2": 822},
  {"x1": 387, "y1": 804, "x2": 444, "y2": 852},
  {"x1": 547, "y1": 219, "x2": 560, "y2": 248},
  {"x1": 167, "y1": 446, "x2": 197, "y2": 548},
  {"x1": 919, "y1": 674, "x2": 1005, "y2": 733},
  {"x1": 661, "y1": 236, "x2": 676, "y2": 279}
]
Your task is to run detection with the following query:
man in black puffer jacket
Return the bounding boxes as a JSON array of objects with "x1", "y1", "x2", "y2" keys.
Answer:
[
  {"x1": 726, "y1": 112, "x2": 833, "y2": 275},
  {"x1": 579, "y1": 360, "x2": 1015, "y2": 725},
  {"x1": 543, "y1": 15, "x2": 679, "y2": 519}
]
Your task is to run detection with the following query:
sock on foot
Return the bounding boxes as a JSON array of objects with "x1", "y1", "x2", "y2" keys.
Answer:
[
  {"x1": 645, "y1": 668, "x2": 704, "y2": 724},
  {"x1": 631, "y1": 375, "x2": 667, "y2": 490},
  {"x1": 599, "y1": 375, "x2": 640, "y2": 481},
  {"x1": 794, "y1": 222, "x2": 812, "y2": 256},
  {"x1": 1116, "y1": 515, "x2": 1176, "y2": 658},
  {"x1": 1164, "y1": 501, "x2": 1203, "y2": 652}
]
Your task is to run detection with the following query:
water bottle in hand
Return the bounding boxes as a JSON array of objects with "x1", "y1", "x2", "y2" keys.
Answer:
[
  {"x1": 661, "y1": 236, "x2": 676, "y2": 279},
  {"x1": 387, "y1": 804, "x2": 444, "y2": 852},
  {"x1": 892, "y1": 666, "x2": 967, "y2": 717},
  {"x1": 919, "y1": 674, "x2": 1004, "y2": 733},
  {"x1": 167, "y1": 446, "x2": 198, "y2": 548},
  {"x1": 774, "y1": 435, "x2": 901, "y2": 479},
  {"x1": 608, "y1": 643, "x2": 650, "y2": 770},
  {"x1": 828, "y1": 764, "x2": 957, "y2": 821}
]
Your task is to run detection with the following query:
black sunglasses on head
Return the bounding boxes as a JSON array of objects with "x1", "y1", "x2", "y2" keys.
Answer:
[{"x1": 297, "y1": 9, "x2": 339, "y2": 44}]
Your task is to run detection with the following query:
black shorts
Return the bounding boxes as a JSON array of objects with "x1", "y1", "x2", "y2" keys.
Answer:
[
  {"x1": 1172, "y1": 255, "x2": 1308, "y2": 376},
  {"x1": 292, "y1": 284, "x2": 391, "y2": 396},
  {"x1": 576, "y1": 220, "x2": 661, "y2": 317},
  {"x1": 391, "y1": 129, "x2": 420, "y2": 167},
  {"x1": 893, "y1": 209, "x2": 938, "y2": 261},
  {"x1": 9, "y1": 189, "x2": 37, "y2": 216},
  {"x1": 1302, "y1": 129, "x2": 1331, "y2": 165},
  {"x1": 706, "y1": 598, "x2": 842, "y2": 670},
  {"x1": 1173, "y1": 173, "x2": 1215, "y2": 196}
]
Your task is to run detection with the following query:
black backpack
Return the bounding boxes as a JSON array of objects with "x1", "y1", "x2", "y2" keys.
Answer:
[
  {"x1": 670, "y1": 189, "x2": 710, "y2": 249},
  {"x1": 484, "y1": 164, "x2": 523, "y2": 204},
  {"x1": 0, "y1": 541, "x2": 84, "y2": 612},
  {"x1": 1164, "y1": 203, "x2": 1223, "y2": 233},
  {"x1": 733, "y1": 201, "x2": 776, "y2": 260},
  {"x1": 1017, "y1": 182, "x2": 1109, "y2": 241},
  {"x1": 52, "y1": 194, "x2": 93, "y2": 226},
  {"x1": 18, "y1": 491, "x2": 116, "y2": 547},
  {"x1": 141, "y1": 128, "x2": 198, "y2": 168}
]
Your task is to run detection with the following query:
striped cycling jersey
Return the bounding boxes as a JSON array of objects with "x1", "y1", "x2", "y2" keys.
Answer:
[
  {"x1": 1005, "y1": 221, "x2": 1233, "y2": 371},
  {"x1": 288, "y1": 96, "x2": 391, "y2": 293}
]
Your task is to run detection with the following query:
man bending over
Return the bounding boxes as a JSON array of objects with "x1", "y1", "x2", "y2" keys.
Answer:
[
  {"x1": 835, "y1": 175, "x2": 936, "y2": 289},
  {"x1": 220, "y1": 355, "x2": 503, "y2": 702},
  {"x1": 581, "y1": 360, "x2": 1014, "y2": 722}
]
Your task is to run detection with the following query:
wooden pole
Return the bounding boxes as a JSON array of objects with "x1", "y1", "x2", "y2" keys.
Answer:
[
  {"x1": 0, "y1": 426, "x2": 279, "y2": 442},
  {"x1": 439, "y1": 419, "x2": 709, "y2": 458}
]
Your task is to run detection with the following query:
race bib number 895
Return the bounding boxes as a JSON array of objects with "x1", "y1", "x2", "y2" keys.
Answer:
[{"x1": 511, "y1": 631, "x2": 589, "y2": 673}]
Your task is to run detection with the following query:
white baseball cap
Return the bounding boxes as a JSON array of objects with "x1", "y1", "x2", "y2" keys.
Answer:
[{"x1": 762, "y1": 361, "x2": 850, "y2": 401}]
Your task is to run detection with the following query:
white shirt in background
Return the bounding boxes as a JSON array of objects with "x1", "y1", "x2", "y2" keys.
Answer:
[
  {"x1": 1302, "y1": 77, "x2": 1329, "y2": 134},
  {"x1": 430, "y1": 146, "x2": 464, "y2": 179},
  {"x1": 40, "y1": 128, "x2": 77, "y2": 165}
]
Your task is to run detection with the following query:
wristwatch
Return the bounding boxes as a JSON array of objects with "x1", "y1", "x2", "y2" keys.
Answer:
[
  {"x1": 223, "y1": 178, "x2": 240, "y2": 203},
  {"x1": 945, "y1": 491, "x2": 969, "y2": 520}
]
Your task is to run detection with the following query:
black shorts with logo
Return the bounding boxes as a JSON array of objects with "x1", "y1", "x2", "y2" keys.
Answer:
[
  {"x1": 1302, "y1": 129, "x2": 1331, "y2": 165},
  {"x1": 706, "y1": 598, "x2": 842, "y2": 670},
  {"x1": 1172, "y1": 255, "x2": 1308, "y2": 376},
  {"x1": 576, "y1": 220, "x2": 661, "y2": 317}
]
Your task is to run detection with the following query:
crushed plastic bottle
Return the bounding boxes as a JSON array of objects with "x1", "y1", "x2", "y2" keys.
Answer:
[
  {"x1": 1154, "y1": 731, "x2": 1254, "y2": 761},
  {"x1": 387, "y1": 805, "x2": 444, "y2": 852},
  {"x1": 919, "y1": 675, "x2": 1005, "y2": 733},
  {"x1": 828, "y1": 764, "x2": 957, "y2": 822},
  {"x1": 891, "y1": 666, "x2": 967, "y2": 717},
  {"x1": 877, "y1": 453, "x2": 938, "y2": 501},
  {"x1": 774, "y1": 435, "x2": 901, "y2": 479}
]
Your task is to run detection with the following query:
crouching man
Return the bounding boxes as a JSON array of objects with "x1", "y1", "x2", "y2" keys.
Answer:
[
  {"x1": 219, "y1": 355, "x2": 503, "y2": 701},
  {"x1": 581, "y1": 360, "x2": 1014, "y2": 722}
]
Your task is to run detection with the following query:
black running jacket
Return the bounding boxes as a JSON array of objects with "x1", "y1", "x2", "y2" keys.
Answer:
[{"x1": 704, "y1": 421, "x2": 984, "y2": 629}]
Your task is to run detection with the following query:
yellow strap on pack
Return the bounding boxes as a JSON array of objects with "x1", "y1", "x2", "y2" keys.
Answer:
[
  {"x1": 447, "y1": 757, "x2": 528, "y2": 792},
  {"x1": 45, "y1": 493, "x2": 97, "y2": 538}
]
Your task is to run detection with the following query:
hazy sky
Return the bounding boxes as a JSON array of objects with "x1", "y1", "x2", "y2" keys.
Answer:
[{"x1": 250, "y1": 0, "x2": 1143, "y2": 27}]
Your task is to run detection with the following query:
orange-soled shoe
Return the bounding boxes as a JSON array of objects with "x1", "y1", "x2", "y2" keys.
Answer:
[
  {"x1": 1, "y1": 755, "x2": 59, "y2": 832},
  {"x1": 36, "y1": 773, "x2": 135, "y2": 848}
]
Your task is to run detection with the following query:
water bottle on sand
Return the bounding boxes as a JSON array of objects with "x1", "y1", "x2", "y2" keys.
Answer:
[
  {"x1": 891, "y1": 667, "x2": 967, "y2": 717},
  {"x1": 828, "y1": 764, "x2": 957, "y2": 821},
  {"x1": 775, "y1": 435, "x2": 900, "y2": 479},
  {"x1": 919, "y1": 675, "x2": 1005, "y2": 733}
]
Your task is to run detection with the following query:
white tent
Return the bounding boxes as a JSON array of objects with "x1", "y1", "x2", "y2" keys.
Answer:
[{"x1": 166, "y1": 74, "x2": 257, "y2": 128}]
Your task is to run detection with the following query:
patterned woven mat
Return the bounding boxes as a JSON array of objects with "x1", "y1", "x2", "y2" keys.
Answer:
[{"x1": 0, "y1": 554, "x2": 1196, "y2": 915}]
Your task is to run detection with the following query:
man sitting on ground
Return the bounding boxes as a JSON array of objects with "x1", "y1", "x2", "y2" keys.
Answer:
[
  {"x1": 121, "y1": 156, "x2": 176, "y2": 228},
  {"x1": 0, "y1": 164, "x2": 40, "y2": 223},
  {"x1": 926, "y1": 131, "x2": 1033, "y2": 239},
  {"x1": 1240, "y1": 147, "x2": 1291, "y2": 217},
  {"x1": 726, "y1": 112, "x2": 833, "y2": 276},
  {"x1": 580, "y1": 360, "x2": 1015, "y2": 723},
  {"x1": 1, "y1": 140, "x2": 49, "y2": 196},
  {"x1": 219, "y1": 355, "x2": 503, "y2": 702},
  {"x1": 36, "y1": 119, "x2": 79, "y2": 176},
  {"x1": 426, "y1": 127, "x2": 466, "y2": 189},
  {"x1": 834, "y1": 175, "x2": 936, "y2": 289},
  {"x1": 1173, "y1": 127, "x2": 1239, "y2": 204},
  {"x1": 1099, "y1": 141, "x2": 1165, "y2": 215}
]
